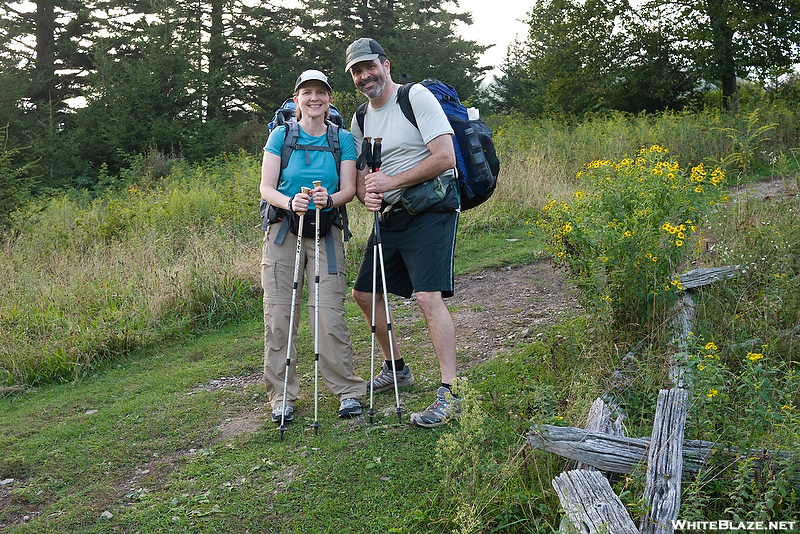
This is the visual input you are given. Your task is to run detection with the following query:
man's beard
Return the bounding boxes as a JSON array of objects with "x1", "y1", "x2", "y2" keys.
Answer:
[{"x1": 358, "y1": 71, "x2": 388, "y2": 100}]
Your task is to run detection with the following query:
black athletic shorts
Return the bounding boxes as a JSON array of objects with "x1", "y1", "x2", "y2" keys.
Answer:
[{"x1": 353, "y1": 208, "x2": 459, "y2": 299}]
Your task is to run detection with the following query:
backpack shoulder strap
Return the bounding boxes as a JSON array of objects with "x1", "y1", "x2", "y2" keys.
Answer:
[
  {"x1": 280, "y1": 120, "x2": 300, "y2": 171},
  {"x1": 356, "y1": 85, "x2": 419, "y2": 133},
  {"x1": 324, "y1": 121, "x2": 351, "y2": 239},
  {"x1": 326, "y1": 122, "x2": 341, "y2": 177},
  {"x1": 280, "y1": 119, "x2": 342, "y2": 176},
  {"x1": 355, "y1": 102, "x2": 368, "y2": 135},
  {"x1": 396, "y1": 82, "x2": 419, "y2": 130}
]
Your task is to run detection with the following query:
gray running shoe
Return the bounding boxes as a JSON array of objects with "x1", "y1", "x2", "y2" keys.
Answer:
[
  {"x1": 367, "y1": 361, "x2": 415, "y2": 394},
  {"x1": 338, "y1": 398, "x2": 363, "y2": 418},
  {"x1": 271, "y1": 405, "x2": 295, "y2": 424},
  {"x1": 410, "y1": 387, "x2": 461, "y2": 428}
]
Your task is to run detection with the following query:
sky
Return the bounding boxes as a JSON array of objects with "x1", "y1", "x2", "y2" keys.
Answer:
[{"x1": 452, "y1": 0, "x2": 531, "y2": 80}]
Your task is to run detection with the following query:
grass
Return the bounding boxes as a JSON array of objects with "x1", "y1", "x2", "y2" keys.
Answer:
[
  {"x1": 1, "y1": 307, "x2": 610, "y2": 533},
  {"x1": 0, "y1": 199, "x2": 593, "y2": 533},
  {"x1": 2, "y1": 104, "x2": 800, "y2": 531},
  {"x1": 0, "y1": 268, "x2": 567, "y2": 533}
]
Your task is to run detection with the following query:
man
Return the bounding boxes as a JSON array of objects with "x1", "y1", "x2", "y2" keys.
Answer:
[{"x1": 345, "y1": 37, "x2": 461, "y2": 427}]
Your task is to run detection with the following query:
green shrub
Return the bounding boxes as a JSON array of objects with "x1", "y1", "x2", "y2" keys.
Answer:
[
  {"x1": 537, "y1": 145, "x2": 728, "y2": 328},
  {"x1": 682, "y1": 335, "x2": 800, "y2": 522}
]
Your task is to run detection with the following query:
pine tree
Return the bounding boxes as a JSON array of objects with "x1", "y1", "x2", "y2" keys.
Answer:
[{"x1": 297, "y1": 0, "x2": 489, "y2": 100}]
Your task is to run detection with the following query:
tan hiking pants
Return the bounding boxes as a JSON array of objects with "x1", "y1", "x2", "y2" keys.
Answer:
[{"x1": 261, "y1": 223, "x2": 365, "y2": 410}]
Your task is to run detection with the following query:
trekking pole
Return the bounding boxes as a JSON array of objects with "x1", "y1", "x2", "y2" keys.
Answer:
[
  {"x1": 371, "y1": 138, "x2": 403, "y2": 424},
  {"x1": 279, "y1": 186, "x2": 310, "y2": 441},
  {"x1": 368, "y1": 219, "x2": 379, "y2": 424},
  {"x1": 362, "y1": 138, "x2": 378, "y2": 424},
  {"x1": 311, "y1": 180, "x2": 322, "y2": 436}
]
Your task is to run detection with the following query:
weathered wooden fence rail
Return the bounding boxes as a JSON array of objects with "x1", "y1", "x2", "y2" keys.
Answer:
[
  {"x1": 528, "y1": 425, "x2": 800, "y2": 486},
  {"x1": 640, "y1": 388, "x2": 687, "y2": 534},
  {"x1": 529, "y1": 266, "x2": 747, "y2": 534}
]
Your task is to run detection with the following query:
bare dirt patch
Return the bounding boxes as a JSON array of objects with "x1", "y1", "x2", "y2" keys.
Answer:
[
  {"x1": 729, "y1": 176, "x2": 798, "y2": 203},
  {"x1": 452, "y1": 261, "x2": 580, "y2": 359},
  {"x1": 392, "y1": 260, "x2": 581, "y2": 369}
]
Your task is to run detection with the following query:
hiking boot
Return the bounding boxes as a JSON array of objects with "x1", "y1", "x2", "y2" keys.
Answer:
[
  {"x1": 338, "y1": 398, "x2": 363, "y2": 418},
  {"x1": 410, "y1": 387, "x2": 461, "y2": 428},
  {"x1": 271, "y1": 405, "x2": 295, "y2": 424},
  {"x1": 367, "y1": 361, "x2": 415, "y2": 394}
]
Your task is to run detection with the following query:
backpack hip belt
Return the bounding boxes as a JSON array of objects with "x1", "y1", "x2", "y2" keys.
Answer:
[{"x1": 269, "y1": 212, "x2": 339, "y2": 275}]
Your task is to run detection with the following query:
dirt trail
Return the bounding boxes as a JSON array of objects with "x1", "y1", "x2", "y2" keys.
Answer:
[{"x1": 394, "y1": 261, "x2": 580, "y2": 368}]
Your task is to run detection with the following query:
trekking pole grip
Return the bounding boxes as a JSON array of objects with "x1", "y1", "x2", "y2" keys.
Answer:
[
  {"x1": 312, "y1": 181, "x2": 322, "y2": 210},
  {"x1": 295, "y1": 186, "x2": 311, "y2": 215},
  {"x1": 373, "y1": 138, "x2": 382, "y2": 172}
]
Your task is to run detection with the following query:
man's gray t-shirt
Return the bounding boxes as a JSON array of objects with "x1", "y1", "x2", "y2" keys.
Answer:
[{"x1": 351, "y1": 84, "x2": 455, "y2": 205}]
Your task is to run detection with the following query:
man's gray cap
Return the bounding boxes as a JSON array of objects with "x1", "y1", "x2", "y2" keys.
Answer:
[
  {"x1": 294, "y1": 69, "x2": 333, "y2": 93},
  {"x1": 344, "y1": 38, "x2": 387, "y2": 73}
]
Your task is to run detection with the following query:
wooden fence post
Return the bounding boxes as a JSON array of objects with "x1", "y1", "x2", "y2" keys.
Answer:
[
  {"x1": 531, "y1": 265, "x2": 741, "y2": 534},
  {"x1": 639, "y1": 388, "x2": 688, "y2": 534},
  {"x1": 552, "y1": 470, "x2": 639, "y2": 534}
]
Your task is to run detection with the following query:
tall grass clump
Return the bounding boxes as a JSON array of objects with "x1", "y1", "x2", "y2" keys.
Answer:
[
  {"x1": 414, "y1": 380, "x2": 563, "y2": 534},
  {"x1": 412, "y1": 320, "x2": 614, "y2": 534},
  {"x1": 456, "y1": 114, "x2": 575, "y2": 236},
  {"x1": 686, "y1": 176, "x2": 800, "y2": 491},
  {"x1": 680, "y1": 332, "x2": 799, "y2": 520},
  {"x1": 0, "y1": 151, "x2": 263, "y2": 387},
  {"x1": 698, "y1": 176, "x2": 800, "y2": 352},
  {"x1": 536, "y1": 145, "x2": 728, "y2": 331}
]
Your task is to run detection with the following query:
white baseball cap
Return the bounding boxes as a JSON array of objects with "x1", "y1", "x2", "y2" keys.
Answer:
[{"x1": 294, "y1": 69, "x2": 333, "y2": 92}]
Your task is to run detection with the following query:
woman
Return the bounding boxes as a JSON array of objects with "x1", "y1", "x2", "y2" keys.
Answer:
[{"x1": 260, "y1": 69, "x2": 365, "y2": 423}]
